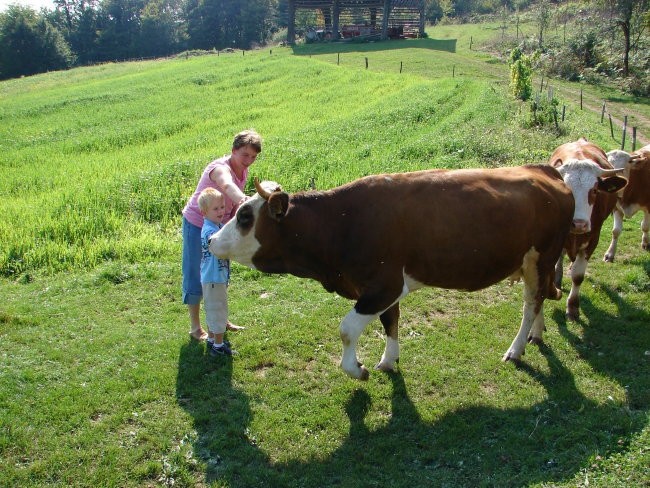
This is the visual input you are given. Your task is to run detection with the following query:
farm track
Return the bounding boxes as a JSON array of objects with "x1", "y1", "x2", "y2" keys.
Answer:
[
  {"x1": 475, "y1": 50, "x2": 649, "y2": 148},
  {"x1": 548, "y1": 81, "x2": 650, "y2": 147}
]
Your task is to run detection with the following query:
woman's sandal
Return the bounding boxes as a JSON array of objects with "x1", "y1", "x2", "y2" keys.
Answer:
[
  {"x1": 189, "y1": 329, "x2": 208, "y2": 341},
  {"x1": 226, "y1": 322, "x2": 245, "y2": 331}
]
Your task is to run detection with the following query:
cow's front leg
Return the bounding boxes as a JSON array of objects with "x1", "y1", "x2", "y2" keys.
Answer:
[
  {"x1": 641, "y1": 211, "x2": 650, "y2": 251},
  {"x1": 554, "y1": 251, "x2": 565, "y2": 289},
  {"x1": 375, "y1": 303, "x2": 400, "y2": 372},
  {"x1": 566, "y1": 251, "x2": 589, "y2": 321},
  {"x1": 603, "y1": 208, "x2": 623, "y2": 262},
  {"x1": 340, "y1": 309, "x2": 375, "y2": 380}
]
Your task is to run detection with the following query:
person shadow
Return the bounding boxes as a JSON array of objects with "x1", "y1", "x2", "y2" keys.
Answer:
[{"x1": 177, "y1": 296, "x2": 648, "y2": 486}]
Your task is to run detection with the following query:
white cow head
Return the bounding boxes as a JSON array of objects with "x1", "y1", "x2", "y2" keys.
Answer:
[
  {"x1": 208, "y1": 179, "x2": 282, "y2": 268},
  {"x1": 551, "y1": 158, "x2": 627, "y2": 234}
]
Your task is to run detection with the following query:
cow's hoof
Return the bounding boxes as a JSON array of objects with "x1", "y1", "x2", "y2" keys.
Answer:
[
  {"x1": 359, "y1": 366, "x2": 370, "y2": 381},
  {"x1": 374, "y1": 360, "x2": 398, "y2": 373},
  {"x1": 566, "y1": 311, "x2": 579, "y2": 322},
  {"x1": 642, "y1": 243, "x2": 650, "y2": 251},
  {"x1": 603, "y1": 254, "x2": 615, "y2": 263},
  {"x1": 528, "y1": 336, "x2": 543, "y2": 345},
  {"x1": 502, "y1": 351, "x2": 522, "y2": 362}
]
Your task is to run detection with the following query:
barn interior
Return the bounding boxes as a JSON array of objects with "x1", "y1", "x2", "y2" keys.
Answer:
[{"x1": 286, "y1": 0, "x2": 425, "y2": 44}]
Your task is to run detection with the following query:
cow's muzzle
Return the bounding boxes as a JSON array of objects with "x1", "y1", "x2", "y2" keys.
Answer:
[{"x1": 570, "y1": 219, "x2": 590, "y2": 234}]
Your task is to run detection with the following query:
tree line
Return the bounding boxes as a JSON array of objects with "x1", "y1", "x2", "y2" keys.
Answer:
[
  {"x1": 0, "y1": 0, "x2": 648, "y2": 86},
  {"x1": 0, "y1": 0, "x2": 281, "y2": 79}
]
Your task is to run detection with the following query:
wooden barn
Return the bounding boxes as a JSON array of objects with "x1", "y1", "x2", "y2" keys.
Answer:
[{"x1": 286, "y1": 0, "x2": 426, "y2": 44}]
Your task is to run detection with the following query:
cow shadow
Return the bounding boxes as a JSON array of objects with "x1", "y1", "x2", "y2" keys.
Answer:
[
  {"x1": 176, "y1": 318, "x2": 648, "y2": 487},
  {"x1": 552, "y1": 278, "x2": 650, "y2": 410}
]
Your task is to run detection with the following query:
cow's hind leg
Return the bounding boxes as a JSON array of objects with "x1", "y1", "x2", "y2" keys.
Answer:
[
  {"x1": 503, "y1": 249, "x2": 542, "y2": 362},
  {"x1": 375, "y1": 303, "x2": 400, "y2": 373}
]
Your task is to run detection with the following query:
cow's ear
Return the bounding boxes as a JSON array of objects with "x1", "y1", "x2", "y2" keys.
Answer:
[
  {"x1": 597, "y1": 175, "x2": 627, "y2": 193},
  {"x1": 550, "y1": 158, "x2": 563, "y2": 168},
  {"x1": 267, "y1": 192, "x2": 289, "y2": 221}
]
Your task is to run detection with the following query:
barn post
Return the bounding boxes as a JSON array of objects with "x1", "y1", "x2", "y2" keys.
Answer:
[
  {"x1": 419, "y1": 0, "x2": 425, "y2": 37},
  {"x1": 381, "y1": 0, "x2": 392, "y2": 40},
  {"x1": 332, "y1": 0, "x2": 340, "y2": 40},
  {"x1": 287, "y1": 0, "x2": 296, "y2": 45}
]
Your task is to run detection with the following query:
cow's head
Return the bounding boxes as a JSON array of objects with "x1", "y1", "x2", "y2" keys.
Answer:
[
  {"x1": 551, "y1": 158, "x2": 627, "y2": 234},
  {"x1": 208, "y1": 179, "x2": 284, "y2": 268},
  {"x1": 606, "y1": 148, "x2": 647, "y2": 176}
]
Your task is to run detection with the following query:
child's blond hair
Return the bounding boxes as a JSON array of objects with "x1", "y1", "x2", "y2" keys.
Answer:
[{"x1": 198, "y1": 187, "x2": 224, "y2": 214}]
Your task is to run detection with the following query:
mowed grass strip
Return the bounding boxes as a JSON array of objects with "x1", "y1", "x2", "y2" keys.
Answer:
[{"x1": 0, "y1": 35, "x2": 648, "y2": 487}]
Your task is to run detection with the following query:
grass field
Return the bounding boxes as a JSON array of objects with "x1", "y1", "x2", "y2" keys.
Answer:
[{"x1": 1, "y1": 21, "x2": 649, "y2": 487}]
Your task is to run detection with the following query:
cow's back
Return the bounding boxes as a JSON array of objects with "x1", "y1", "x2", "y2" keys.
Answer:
[{"x1": 310, "y1": 165, "x2": 573, "y2": 292}]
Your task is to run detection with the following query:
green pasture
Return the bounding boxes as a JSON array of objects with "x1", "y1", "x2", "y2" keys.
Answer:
[{"x1": 1, "y1": 26, "x2": 649, "y2": 487}]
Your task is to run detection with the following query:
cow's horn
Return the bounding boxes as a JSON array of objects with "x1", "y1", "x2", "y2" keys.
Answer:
[
  {"x1": 630, "y1": 153, "x2": 645, "y2": 164},
  {"x1": 599, "y1": 167, "x2": 626, "y2": 177},
  {"x1": 254, "y1": 177, "x2": 273, "y2": 200}
]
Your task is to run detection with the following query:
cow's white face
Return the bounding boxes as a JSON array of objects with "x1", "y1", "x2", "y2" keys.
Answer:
[
  {"x1": 554, "y1": 158, "x2": 625, "y2": 234},
  {"x1": 606, "y1": 149, "x2": 632, "y2": 175},
  {"x1": 208, "y1": 181, "x2": 280, "y2": 268}
]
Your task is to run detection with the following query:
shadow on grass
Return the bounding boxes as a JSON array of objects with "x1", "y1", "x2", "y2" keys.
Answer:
[
  {"x1": 177, "y1": 331, "x2": 648, "y2": 486},
  {"x1": 291, "y1": 37, "x2": 457, "y2": 56},
  {"x1": 553, "y1": 277, "x2": 650, "y2": 410}
]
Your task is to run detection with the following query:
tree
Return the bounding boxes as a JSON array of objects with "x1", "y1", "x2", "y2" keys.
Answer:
[
  {"x1": 49, "y1": 0, "x2": 100, "y2": 65},
  {"x1": 138, "y1": 0, "x2": 183, "y2": 57},
  {"x1": 535, "y1": 0, "x2": 551, "y2": 49},
  {"x1": 0, "y1": 5, "x2": 73, "y2": 79},
  {"x1": 96, "y1": 0, "x2": 146, "y2": 61},
  {"x1": 601, "y1": 0, "x2": 649, "y2": 76}
]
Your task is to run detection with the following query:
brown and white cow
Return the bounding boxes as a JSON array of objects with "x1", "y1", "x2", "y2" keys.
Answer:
[
  {"x1": 209, "y1": 165, "x2": 574, "y2": 380},
  {"x1": 603, "y1": 144, "x2": 650, "y2": 262},
  {"x1": 548, "y1": 138, "x2": 627, "y2": 321}
]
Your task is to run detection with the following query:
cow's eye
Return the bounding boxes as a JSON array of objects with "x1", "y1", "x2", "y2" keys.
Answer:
[{"x1": 237, "y1": 205, "x2": 254, "y2": 229}]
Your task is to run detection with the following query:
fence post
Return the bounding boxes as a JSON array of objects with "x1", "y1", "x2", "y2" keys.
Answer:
[
  {"x1": 365, "y1": 57, "x2": 368, "y2": 69},
  {"x1": 562, "y1": 105, "x2": 566, "y2": 121},
  {"x1": 609, "y1": 114, "x2": 614, "y2": 138},
  {"x1": 400, "y1": 61, "x2": 403, "y2": 73},
  {"x1": 580, "y1": 89, "x2": 583, "y2": 110},
  {"x1": 600, "y1": 101, "x2": 606, "y2": 123},
  {"x1": 632, "y1": 127, "x2": 637, "y2": 151},
  {"x1": 470, "y1": 36, "x2": 473, "y2": 50},
  {"x1": 337, "y1": 53, "x2": 340, "y2": 65},
  {"x1": 453, "y1": 65, "x2": 455, "y2": 77},
  {"x1": 621, "y1": 116, "x2": 627, "y2": 150},
  {"x1": 540, "y1": 76, "x2": 544, "y2": 93}
]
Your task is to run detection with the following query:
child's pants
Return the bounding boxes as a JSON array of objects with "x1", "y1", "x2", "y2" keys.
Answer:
[{"x1": 202, "y1": 283, "x2": 228, "y2": 334}]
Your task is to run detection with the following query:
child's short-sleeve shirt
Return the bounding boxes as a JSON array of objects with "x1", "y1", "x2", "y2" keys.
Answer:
[{"x1": 200, "y1": 218, "x2": 230, "y2": 284}]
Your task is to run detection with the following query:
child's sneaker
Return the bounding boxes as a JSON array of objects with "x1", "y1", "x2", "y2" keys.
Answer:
[
  {"x1": 207, "y1": 339, "x2": 230, "y2": 348},
  {"x1": 209, "y1": 342, "x2": 235, "y2": 356}
]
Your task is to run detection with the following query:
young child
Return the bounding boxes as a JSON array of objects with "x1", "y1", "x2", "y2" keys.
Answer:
[{"x1": 198, "y1": 187, "x2": 235, "y2": 356}]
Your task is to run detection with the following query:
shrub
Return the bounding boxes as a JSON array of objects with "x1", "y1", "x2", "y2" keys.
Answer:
[
  {"x1": 520, "y1": 94, "x2": 564, "y2": 135},
  {"x1": 508, "y1": 47, "x2": 533, "y2": 100}
]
